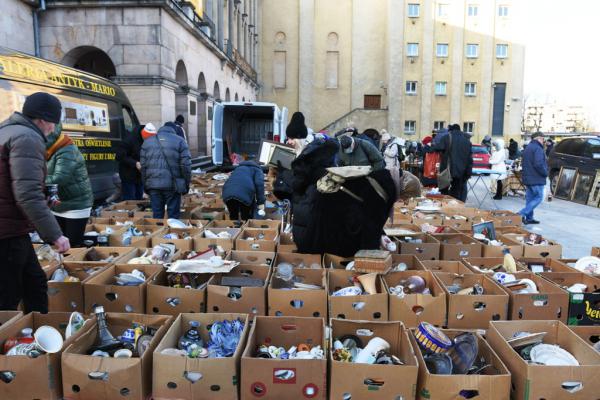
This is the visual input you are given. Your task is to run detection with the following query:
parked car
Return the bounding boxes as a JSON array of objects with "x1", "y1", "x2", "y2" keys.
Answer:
[
  {"x1": 472, "y1": 144, "x2": 491, "y2": 169},
  {"x1": 548, "y1": 136, "x2": 600, "y2": 191}
]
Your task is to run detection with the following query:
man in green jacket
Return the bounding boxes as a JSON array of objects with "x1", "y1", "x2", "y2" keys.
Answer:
[{"x1": 338, "y1": 135, "x2": 385, "y2": 171}]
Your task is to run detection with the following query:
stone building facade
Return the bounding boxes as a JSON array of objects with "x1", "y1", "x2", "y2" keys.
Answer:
[
  {"x1": 3, "y1": 0, "x2": 260, "y2": 157},
  {"x1": 260, "y1": 0, "x2": 526, "y2": 142}
]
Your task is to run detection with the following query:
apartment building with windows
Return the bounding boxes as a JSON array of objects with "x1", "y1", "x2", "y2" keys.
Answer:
[{"x1": 260, "y1": 0, "x2": 525, "y2": 142}]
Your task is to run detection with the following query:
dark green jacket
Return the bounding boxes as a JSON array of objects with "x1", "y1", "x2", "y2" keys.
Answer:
[
  {"x1": 338, "y1": 137, "x2": 385, "y2": 171},
  {"x1": 46, "y1": 131, "x2": 94, "y2": 213}
]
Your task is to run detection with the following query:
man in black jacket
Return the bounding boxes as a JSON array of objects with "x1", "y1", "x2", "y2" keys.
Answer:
[
  {"x1": 115, "y1": 124, "x2": 144, "y2": 200},
  {"x1": 434, "y1": 124, "x2": 473, "y2": 201}
]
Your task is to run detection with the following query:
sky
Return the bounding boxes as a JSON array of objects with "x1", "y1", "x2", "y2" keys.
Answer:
[{"x1": 521, "y1": 0, "x2": 600, "y2": 129}]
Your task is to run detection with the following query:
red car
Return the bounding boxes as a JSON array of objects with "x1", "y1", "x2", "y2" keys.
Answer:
[{"x1": 472, "y1": 144, "x2": 491, "y2": 169}]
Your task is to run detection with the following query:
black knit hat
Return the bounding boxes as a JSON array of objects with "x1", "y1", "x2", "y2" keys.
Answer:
[
  {"x1": 175, "y1": 114, "x2": 185, "y2": 124},
  {"x1": 22, "y1": 92, "x2": 62, "y2": 124},
  {"x1": 339, "y1": 135, "x2": 353, "y2": 150},
  {"x1": 286, "y1": 111, "x2": 308, "y2": 139}
]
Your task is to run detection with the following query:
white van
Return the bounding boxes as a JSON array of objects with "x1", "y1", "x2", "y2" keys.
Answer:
[{"x1": 212, "y1": 101, "x2": 288, "y2": 165}]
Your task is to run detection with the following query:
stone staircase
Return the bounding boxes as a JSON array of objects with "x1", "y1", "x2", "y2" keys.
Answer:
[{"x1": 321, "y1": 108, "x2": 389, "y2": 133}]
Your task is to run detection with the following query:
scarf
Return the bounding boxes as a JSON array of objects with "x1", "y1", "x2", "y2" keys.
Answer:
[{"x1": 46, "y1": 133, "x2": 73, "y2": 160}]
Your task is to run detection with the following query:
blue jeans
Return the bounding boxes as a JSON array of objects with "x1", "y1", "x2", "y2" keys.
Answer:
[
  {"x1": 149, "y1": 190, "x2": 181, "y2": 219},
  {"x1": 121, "y1": 180, "x2": 144, "y2": 201},
  {"x1": 519, "y1": 185, "x2": 544, "y2": 221}
]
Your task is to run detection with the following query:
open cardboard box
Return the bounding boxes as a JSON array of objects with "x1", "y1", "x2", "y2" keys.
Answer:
[
  {"x1": 207, "y1": 264, "x2": 271, "y2": 319},
  {"x1": 268, "y1": 268, "x2": 327, "y2": 318},
  {"x1": 322, "y1": 253, "x2": 354, "y2": 269},
  {"x1": 153, "y1": 313, "x2": 249, "y2": 400},
  {"x1": 63, "y1": 246, "x2": 137, "y2": 266},
  {"x1": 100, "y1": 204, "x2": 137, "y2": 218},
  {"x1": 409, "y1": 328, "x2": 511, "y2": 400},
  {"x1": 278, "y1": 232, "x2": 298, "y2": 253},
  {"x1": 391, "y1": 254, "x2": 426, "y2": 271},
  {"x1": 434, "y1": 272, "x2": 509, "y2": 329},
  {"x1": 480, "y1": 240, "x2": 524, "y2": 258},
  {"x1": 83, "y1": 264, "x2": 163, "y2": 314},
  {"x1": 412, "y1": 213, "x2": 445, "y2": 227},
  {"x1": 397, "y1": 233, "x2": 441, "y2": 261},
  {"x1": 235, "y1": 228, "x2": 279, "y2": 252},
  {"x1": 383, "y1": 223, "x2": 422, "y2": 236},
  {"x1": 0, "y1": 310, "x2": 23, "y2": 331},
  {"x1": 329, "y1": 319, "x2": 418, "y2": 399},
  {"x1": 34, "y1": 244, "x2": 86, "y2": 270},
  {"x1": 151, "y1": 227, "x2": 201, "y2": 252},
  {"x1": 569, "y1": 325, "x2": 600, "y2": 349},
  {"x1": 487, "y1": 320, "x2": 600, "y2": 400},
  {"x1": 62, "y1": 313, "x2": 172, "y2": 400},
  {"x1": 146, "y1": 269, "x2": 211, "y2": 316},
  {"x1": 228, "y1": 250, "x2": 275, "y2": 267},
  {"x1": 502, "y1": 233, "x2": 563, "y2": 259},
  {"x1": 0, "y1": 312, "x2": 93, "y2": 400},
  {"x1": 241, "y1": 316, "x2": 327, "y2": 400},
  {"x1": 120, "y1": 224, "x2": 166, "y2": 248},
  {"x1": 462, "y1": 256, "x2": 527, "y2": 274},
  {"x1": 433, "y1": 234, "x2": 483, "y2": 260},
  {"x1": 246, "y1": 219, "x2": 281, "y2": 230},
  {"x1": 83, "y1": 224, "x2": 126, "y2": 247},
  {"x1": 328, "y1": 269, "x2": 388, "y2": 321},
  {"x1": 384, "y1": 270, "x2": 447, "y2": 327},
  {"x1": 421, "y1": 260, "x2": 474, "y2": 274},
  {"x1": 518, "y1": 257, "x2": 579, "y2": 274},
  {"x1": 194, "y1": 227, "x2": 241, "y2": 252},
  {"x1": 45, "y1": 262, "x2": 109, "y2": 312},
  {"x1": 489, "y1": 210, "x2": 523, "y2": 227},
  {"x1": 275, "y1": 252, "x2": 322, "y2": 269},
  {"x1": 442, "y1": 215, "x2": 474, "y2": 231},
  {"x1": 207, "y1": 219, "x2": 246, "y2": 229},
  {"x1": 503, "y1": 272, "x2": 569, "y2": 322},
  {"x1": 540, "y1": 272, "x2": 600, "y2": 325}
]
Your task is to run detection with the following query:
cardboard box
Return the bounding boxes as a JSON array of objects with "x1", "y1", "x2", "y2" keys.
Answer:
[
  {"x1": 229, "y1": 250, "x2": 275, "y2": 267},
  {"x1": 518, "y1": 257, "x2": 578, "y2": 273},
  {"x1": 354, "y1": 250, "x2": 393, "y2": 274},
  {"x1": 488, "y1": 320, "x2": 600, "y2": 400},
  {"x1": 146, "y1": 269, "x2": 211, "y2": 316},
  {"x1": 0, "y1": 312, "x2": 92, "y2": 400},
  {"x1": 268, "y1": 269, "x2": 327, "y2": 318},
  {"x1": 489, "y1": 210, "x2": 523, "y2": 227},
  {"x1": 83, "y1": 264, "x2": 163, "y2": 313},
  {"x1": 153, "y1": 313, "x2": 249, "y2": 400},
  {"x1": 409, "y1": 329, "x2": 511, "y2": 400},
  {"x1": 121, "y1": 224, "x2": 166, "y2": 248},
  {"x1": 391, "y1": 254, "x2": 426, "y2": 271},
  {"x1": 275, "y1": 252, "x2": 322, "y2": 269},
  {"x1": 207, "y1": 264, "x2": 271, "y2": 319},
  {"x1": 421, "y1": 260, "x2": 474, "y2": 274},
  {"x1": 495, "y1": 226, "x2": 531, "y2": 236},
  {"x1": 540, "y1": 272, "x2": 600, "y2": 325},
  {"x1": 385, "y1": 270, "x2": 447, "y2": 327},
  {"x1": 45, "y1": 262, "x2": 109, "y2": 312},
  {"x1": 62, "y1": 313, "x2": 172, "y2": 400},
  {"x1": 100, "y1": 204, "x2": 137, "y2": 218},
  {"x1": 434, "y1": 233, "x2": 483, "y2": 260},
  {"x1": 0, "y1": 310, "x2": 22, "y2": 330},
  {"x1": 246, "y1": 219, "x2": 282, "y2": 230},
  {"x1": 322, "y1": 253, "x2": 353, "y2": 269},
  {"x1": 278, "y1": 232, "x2": 298, "y2": 253},
  {"x1": 412, "y1": 214, "x2": 445, "y2": 227},
  {"x1": 502, "y1": 233, "x2": 563, "y2": 258},
  {"x1": 593, "y1": 247, "x2": 600, "y2": 257},
  {"x1": 63, "y1": 246, "x2": 137, "y2": 266},
  {"x1": 194, "y1": 227, "x2": 241, "y2": 252},
  {"x1": 503, "y1": 272, "x2": 570, "y2": 322},
  {"x1": 434, "y1": 272, "x2": 509, "y2": 329},
  {"x1": 461, "y1": 257, "x2": 527, "y2": 274},
  {"x1": 329, "y1": 319, "x2": 418, "y2": 399},
  {"x1": 442, "y1": 216, "x2": 473, "y2": 231},
  {"x1": 481, "y1": 241, "x2": 524, "y2": 258},
  {"x1": 208, "y1": 219, "x2": 246, "y2": 229},
  {"x1": 241, "y1": 316, "x2": 327, "y2": 400},
  {"x1": 328, "y1": 269, "x2": 388, "y2": 321},
  {"x1": 83, "y1": 224, "x2": 126, "y2": 247},
  {"x1": 397, "y1": 233, "x2": 441, "y2": 261},
  {"x1": 384, "y1": 223, "x2": 422, "y2": 236},
  {"x1": 569, "y1": 325, "x2": 600, "y2": 347},
  {"x1": 151, "y1": 227, "x2": 202, "y2": 252},
  {"x1": 34, "y1": 244, "x2": 87, "y2": 270},
  {"x1": 236, "y1": 228, "x2": 279, "y2": 252}
]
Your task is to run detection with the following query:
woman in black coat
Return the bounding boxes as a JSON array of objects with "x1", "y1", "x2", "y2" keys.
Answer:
[{"x1": 115, "y1": 124, "x2": 144, "y2": 200}]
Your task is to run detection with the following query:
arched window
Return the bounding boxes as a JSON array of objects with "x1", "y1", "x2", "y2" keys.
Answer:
[
  {"x1": 273, "y1": 32, "x2": 287, "y2": 89},
  {"x1": 326, "y1": 32, "x2": 339, "y2": 89}
]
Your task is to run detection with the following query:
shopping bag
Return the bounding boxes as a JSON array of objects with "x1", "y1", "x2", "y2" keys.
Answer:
[{"x1": 423, "y1": 152, "x2": 441, "y2": 179}]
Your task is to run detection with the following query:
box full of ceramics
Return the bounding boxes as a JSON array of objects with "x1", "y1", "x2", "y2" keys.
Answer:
[
  {"x1": 328, "y1": 270, "x2": 388, "y2": 321},
  {"x1": 541, "y1": 272, "x2": 600, "y2": 325}
]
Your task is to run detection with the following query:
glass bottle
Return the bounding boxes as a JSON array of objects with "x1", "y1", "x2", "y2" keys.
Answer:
[{"x1": 91, "y1": 306, "x2": 121, "y2": 352}]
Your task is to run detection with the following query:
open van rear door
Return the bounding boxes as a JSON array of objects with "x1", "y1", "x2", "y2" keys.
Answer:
[
  {"x1": 212, "y1": 102, "x2": 224, "y2": 165},
  {"x1": 280, "y1": 107, "x2": 289, "y2": 142}
]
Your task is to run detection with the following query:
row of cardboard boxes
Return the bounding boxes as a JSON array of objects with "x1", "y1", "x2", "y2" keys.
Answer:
[
  {"x1": 1, "y1": 310, "x2": 599, "y2": 400},
  {"x1": 82, "y1": 215, "x2": 563, "y2": 260},
  {"x1": 39, "y1": 247, "x2": 600, "y2": 328}
]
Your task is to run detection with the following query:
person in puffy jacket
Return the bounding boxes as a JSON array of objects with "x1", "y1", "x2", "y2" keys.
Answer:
[
  {"x1": 222, "y1": 161, "x2": 266, "y2": 220},
  {"x1": 489, "y1": 139, "x2": 507, "y2": 200},
  {"x1": 518, "y1": 132, "x2": 548, "y2": 224},
  {"x1": 140, "y1": 123, "x2": 191, "y2": 219},
  {"x1": 46, "y1": 124, "x2": 94, "y2": 247},
  {"x1": 338, "y1": 135, "x2": 385, "y2": 171}
]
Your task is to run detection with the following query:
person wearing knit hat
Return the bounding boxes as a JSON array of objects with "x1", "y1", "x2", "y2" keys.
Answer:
[
  {"x1": 116, "y1": 124, "x2": 146, "y2": 200},
  {"x1": 0, "y1": 92, "x2": 71, "y2": 313},
  {"x1": 422, "y1": 136, "x2": 433, "y2": 146},
  {"x1": 141, "y1": 123, "x2": 157, "y2": 140},
  {"x1": 286, "y1": 111, "x2": 313, "y2": 155}
]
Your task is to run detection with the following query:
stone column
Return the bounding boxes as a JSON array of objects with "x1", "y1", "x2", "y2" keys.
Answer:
[
  {"x1": 228, "y1": 0, "x2": 234, "y2": 56},
  {"x1": 298, "y1": 0, "x2": 315, "y2": 125},
  {"x1": 387, "y1": 0, "x2": 405, "y2": 135},
  {"x1": 217, "y1": 0, "x2": 224, "y2": 50}
]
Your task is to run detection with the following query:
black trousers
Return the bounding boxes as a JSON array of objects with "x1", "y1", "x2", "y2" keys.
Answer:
[
  {"x1": 55, "y1": 216, "x2": 89, "y2": 247},
  {"x1": 226, "y1": 199, "x2": 253, "y2": 221},
  {"x1": 0, "y1": 235, "x2": 48, "y2": 313},
  {"x1": 448, "y1": 178, "x2": 468, "y2": 202},
  {"x1": 494, "y1": 180, "x2": 503, "y2": 199}
]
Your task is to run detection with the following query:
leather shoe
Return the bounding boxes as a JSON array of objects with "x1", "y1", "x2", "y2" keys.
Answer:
[{"x1": 527, "y1": 219, "x2": 540, "y2": 224}]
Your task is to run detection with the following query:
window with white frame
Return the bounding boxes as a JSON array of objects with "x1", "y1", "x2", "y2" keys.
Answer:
[
  {"x1": 406, "y1": 43, "x2": 419, "y2": 57},
  {"x1": 405, "y1": 81, "x2": 418, "y2": 95},
  {"x1": 466, "y1": 44, "x2": 479, "y2": 58},
  {"x1": 404, "y1": 120, "x2": 416, "y2": 134},
  {"x1": 436, "y1": 43, "x2": 449, "y2": 57},
  {"x1": 434, "y1": 121, "x2": 445, "y2": 130},
  {"x1": 463, "y1": 122, "x2": 475, "y2": 134},
  {"x1": 498, "y1": 5, "x2": 509, "y2": 17},
  {"x1": 408, "y1": 3, "x2": 420, "y2": 17},
  {"x1": 435, "y1": 81, "x2": 447, "y2": 96},
  {"x1": 496, "y1": 44, "x2": 508, "y2": 58},
  {"x1": 467, "y1": 4, "x2": 478, "y2": 17},
  {"x1": 437, "y1": 3, "x2": 449, "y2": 17},
  {"x1": 464, "y1": 82, "x2": 476, "y2": 96}
]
